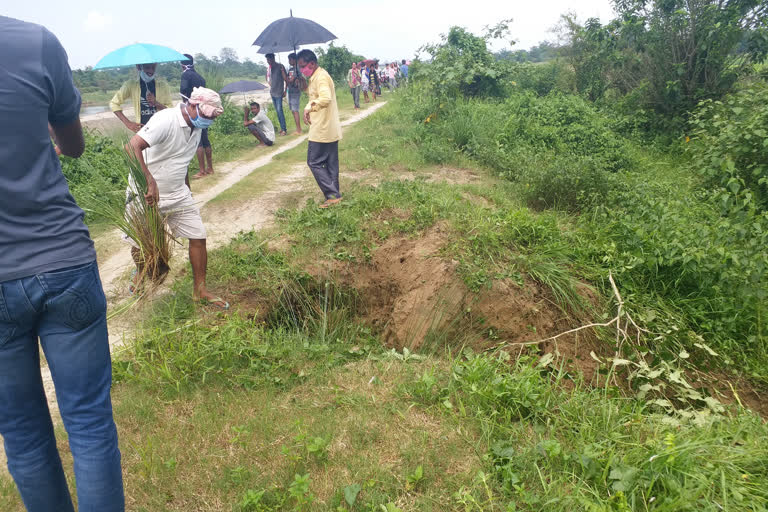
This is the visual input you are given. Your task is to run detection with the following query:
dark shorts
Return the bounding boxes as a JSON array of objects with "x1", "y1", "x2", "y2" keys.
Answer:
[
  {"x1": 287, "y1": 90, "x2": 301, "y2": 112},
  {"x1": 247, "y1": 124, "x2": 274, "y2": 145},
  {"x1": 198, "y1": 128, "x2": 210, "y2": 148}
]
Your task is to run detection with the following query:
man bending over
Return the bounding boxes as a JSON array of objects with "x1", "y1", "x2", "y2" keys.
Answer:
[{"x1": 128, "y1": 87, "x2": 229, "y2": 309}]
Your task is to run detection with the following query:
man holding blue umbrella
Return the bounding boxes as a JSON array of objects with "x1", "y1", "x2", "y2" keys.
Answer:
[{"x1": 110, "y1": 63, "x2": 172, "y2": 133}]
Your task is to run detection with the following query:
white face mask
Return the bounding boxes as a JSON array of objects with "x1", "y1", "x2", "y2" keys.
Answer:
[{"x1": 139, "y1": 69, "x2": 155, "y2": 83}]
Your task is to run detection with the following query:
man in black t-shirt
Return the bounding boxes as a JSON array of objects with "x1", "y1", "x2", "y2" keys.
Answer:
[{"x1": 180, "y1": 54, "x2": 214, "y2": 178}]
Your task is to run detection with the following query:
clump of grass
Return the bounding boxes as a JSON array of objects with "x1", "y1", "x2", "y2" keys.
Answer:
[{"x1": 85, "y1": 148, "x2": 174, "y2": 285}]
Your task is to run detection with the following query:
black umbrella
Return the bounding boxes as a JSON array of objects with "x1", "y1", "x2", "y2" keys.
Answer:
[
  {"x1": 252, "y1": 10, "x2": 336, "y2": 55},
  {"x1": 219, "y1": 80, "x2": 269, "y2": 105},
  {"x1": 220, "y1": 80, "x2": 268, "y2": 94}
]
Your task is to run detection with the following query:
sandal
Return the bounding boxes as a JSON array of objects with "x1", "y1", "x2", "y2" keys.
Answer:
[
  {"x1": 319, "y1": 198, "x2": 342, "y2": 209},
  {"x1": 197, "y1": 296, "x2": 230, "y2": 310}
]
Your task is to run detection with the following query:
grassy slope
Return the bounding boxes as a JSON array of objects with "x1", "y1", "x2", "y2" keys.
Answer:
[{"x1": 4, "y1": 94, "x2": 768, "y2": 511}]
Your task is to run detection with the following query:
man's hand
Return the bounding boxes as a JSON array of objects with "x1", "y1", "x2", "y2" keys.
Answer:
[
  {"x1": 303, "y1": 110, "x2": 311, "y2": 125},
  {"x1": 145, "y1": 177, "x2": 159, "y2": 206},
  {"x1": 146, "y1": 91, "x2": 157, "y2": 106},
  {"x1": 128, "y1": 121, "x2": 143, "y2": 133},
  {"x1": 283, "y1": 91, "x2": 286, "y2": 98}
]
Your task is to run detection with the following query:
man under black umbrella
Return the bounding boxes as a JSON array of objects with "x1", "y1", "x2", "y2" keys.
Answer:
[{"x1": 297, "y1": 49, "x2": 342, "y2": 208}]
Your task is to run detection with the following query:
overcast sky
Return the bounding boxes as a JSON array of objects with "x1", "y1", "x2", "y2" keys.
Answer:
[{"x1": 6, "y1": 0, "x2": 615, "y2": 70}]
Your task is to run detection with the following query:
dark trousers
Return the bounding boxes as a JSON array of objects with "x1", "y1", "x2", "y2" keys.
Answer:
[{"x1": 307, "y1": 141, "x2": 340, "y2": 200}]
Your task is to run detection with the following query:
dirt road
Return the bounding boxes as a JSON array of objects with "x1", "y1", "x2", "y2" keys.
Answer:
[{"x1": 0, "y1": 101, "x2": 387, "y2": 476}]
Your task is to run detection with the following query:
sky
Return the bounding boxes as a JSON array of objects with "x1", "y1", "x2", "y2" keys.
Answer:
[{"x1": 6, "y1": 0, "x2": 616, "y2": 70}]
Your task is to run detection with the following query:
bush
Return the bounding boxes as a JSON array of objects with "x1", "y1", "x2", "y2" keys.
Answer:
[
  {"x1": 688, "y1": 79, "x2": 768, "y2": 211},
  {"x1": 499, "y1": 92, "x2": 635, "y2": 173},
  {"x1": 61, "y1": 131, "x2": 127, "y2": 224},
  {"x1": 518, "y1": 154, "x2": 617, "y2": 212},
  {"x1": 511, "y1": 60, "x2": 576, "y2": 97}
]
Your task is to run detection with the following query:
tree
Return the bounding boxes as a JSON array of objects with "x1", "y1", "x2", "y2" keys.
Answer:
[
  {"x1": 416, "y1": 22, "x2": 515, "y2": 99},
  {"x1": 219, "y1": 47, "x2": 239, "y2": 63},
  {"x1": 316, "y1": 44, "x2": 365, "y2": 82},
  {"x1": 561, "y1": 1, "x2": 768, "y2": 118}
]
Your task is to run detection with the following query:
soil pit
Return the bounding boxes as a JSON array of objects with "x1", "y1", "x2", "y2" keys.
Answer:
[{"x1": 328, "y1": 224, "x2": 597, "y2": 359}]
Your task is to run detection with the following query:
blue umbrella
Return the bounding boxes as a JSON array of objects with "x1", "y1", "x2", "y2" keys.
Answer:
[
  {"x1": 252, "y1": 10, "x2": 336, "y2": 54},
  {"x1": 219, "y1": 80, "x2": 268, "y2": 94},
  {"x1": 94, "y1": 43, "x2": 187, "y2": 70}
]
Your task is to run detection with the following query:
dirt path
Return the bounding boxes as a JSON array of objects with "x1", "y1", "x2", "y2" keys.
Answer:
[{"x1": 0, "y1": 101, "x2": 387, "y2": 477}]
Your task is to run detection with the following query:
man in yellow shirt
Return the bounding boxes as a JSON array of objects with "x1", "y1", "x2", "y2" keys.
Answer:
[
  {"x1": 297, "y1": 49, "x2": 343, "y2": 208},
  {"x1": 109, "y1": 63, "x2": 172, "y2": 133}
]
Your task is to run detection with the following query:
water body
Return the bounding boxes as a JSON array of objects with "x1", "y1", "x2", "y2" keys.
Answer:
[{"x1": 81, "y1": 105, "x2": 110, "y2": 116}]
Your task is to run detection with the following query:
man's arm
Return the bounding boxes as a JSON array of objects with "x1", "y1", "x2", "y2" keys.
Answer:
[
  {"x1": 309, "y1": 74, "x2": 333, "y2": 111},
  {"x1": 128, "y1": 135, "x2": 159, "y2": 206},
  {"x1": 111, "y1": 82, "x2": 142, "y2": 132},
  {"x1": 243, "y1": 106, "x2": 253, "y2": 126},
  {"x1": 50, "y1": 119, "x2": 85, "y2": 158},
  {"x1": 282, "y1": 65, "x2": 288, "y2": 97}
]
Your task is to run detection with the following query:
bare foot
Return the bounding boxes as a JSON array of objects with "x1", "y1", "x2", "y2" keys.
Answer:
[
  {"x1": 294, "y1": 130, "x2": 302, "y2": 135},
  {"x1": 193, "y1": 172, "x2": 207, "y2": 179},
  {"x1": 279, "y1": 130, "x2": 287, "y2": 136}
]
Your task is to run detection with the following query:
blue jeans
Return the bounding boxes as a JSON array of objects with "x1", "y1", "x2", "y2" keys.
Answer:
[
  {"x1": 271, "y1": 95, "x2": 287, "y2": 133},
  {"x1": 0, "y1": 261, "x2": 124, "y2": 512}
]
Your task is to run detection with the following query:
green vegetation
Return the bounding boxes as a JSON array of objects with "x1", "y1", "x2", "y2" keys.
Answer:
[
  {"x1": 408, "y1": 18, "x2": 768, "y2": 382},
  {"x1": 4, "y1": 13, "x2": 767, "y2": 512}
]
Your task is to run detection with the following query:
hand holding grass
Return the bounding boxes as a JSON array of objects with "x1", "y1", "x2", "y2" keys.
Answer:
[{"x1": 145, "y1": 177, "x2": 159, "y2": 206}]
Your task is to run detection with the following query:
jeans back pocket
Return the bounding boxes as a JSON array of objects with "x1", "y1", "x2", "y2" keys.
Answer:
[{"x1": 40, "y1": 262, "x2": 106, "y2": 332}]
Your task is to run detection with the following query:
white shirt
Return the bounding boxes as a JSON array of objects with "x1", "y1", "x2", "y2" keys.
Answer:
[
  {"x1": 251, "y1": 110, "x2": 275, "y2": 142},
  {"x1": 136, "y1": 105, "x2": 201, "y2": 207}
]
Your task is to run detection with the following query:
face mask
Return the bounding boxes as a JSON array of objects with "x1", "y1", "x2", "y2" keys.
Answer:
[
  {"x1": 139, "y1": 70, "x2": 155, "y2": 83},
  {"x1": 185, "y1": 105, "x2": 214, "y2": 129},
  {"x1": 300, "y1": 65, "x2": 314, "y2": 78}
]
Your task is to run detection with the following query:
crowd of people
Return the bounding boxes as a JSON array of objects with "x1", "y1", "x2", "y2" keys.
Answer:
[
  {"x1": 1, "y1": 14, "x2": 347, "y2": 511},
  {"x1": 346, "y1": 59, "x2": 409, "y2": 108}
]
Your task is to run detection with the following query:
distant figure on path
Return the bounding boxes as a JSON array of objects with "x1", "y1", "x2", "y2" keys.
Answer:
[
  {"x1": 243, "y1": 102, "x2": 275, "y2": 146},
  {"x1": 400, "y1": 59, "x2": 409, "y2": 82},
  {"x1": 297, "y1": 49, "x2": 343, "y2": 208},
  {"x1": 361, "y1": 63, "x2": 371, "y2": 103},
  {"x1": 388, "y1": 62, "x2": 398, "y2": 89},
  {"x1": 180, "y1": 54, "x2": 215, "y2": 179},
  {"x1": 347, "y1": 62, "x2": 362, "y2": 109},
  {"x1": 110, "y1": 62, "x2": 172, "y2": 133},
  {"x1": 126, "y1": 87, "x2": 229, "y2": 310},
  {"x1": 0, "y1": 15, "x2": 125, "y2": 511},
  {"x1": 286, "y1": 53, "x2": 305, "y2": 135},
  {"x1": 368, "y1": 63, "x2": 378, "y2": 101},
  {"x1": 266, "y1": 53, "x2": 288, "y2": 136}
]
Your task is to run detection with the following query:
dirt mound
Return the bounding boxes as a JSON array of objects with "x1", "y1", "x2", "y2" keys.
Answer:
[{"x1": 330, "y1": 224, "x2": 589, "y2": 355}]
